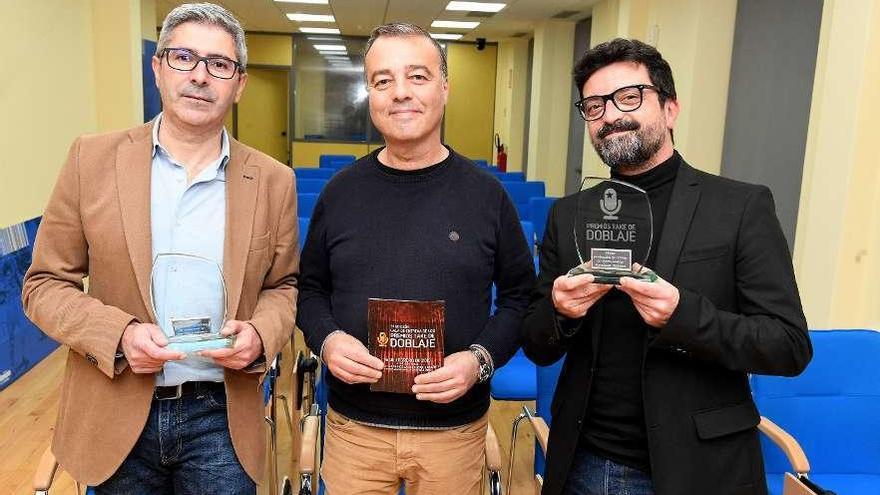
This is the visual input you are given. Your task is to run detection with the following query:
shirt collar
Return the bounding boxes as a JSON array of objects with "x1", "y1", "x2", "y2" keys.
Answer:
[{"x1": 151, "y1": 113, "x2": 230, "y2": 176}]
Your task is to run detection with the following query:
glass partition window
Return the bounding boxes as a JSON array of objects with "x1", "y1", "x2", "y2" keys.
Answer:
[{"x1": 293, "y1": 35, "x2": 382, "y2": 143}]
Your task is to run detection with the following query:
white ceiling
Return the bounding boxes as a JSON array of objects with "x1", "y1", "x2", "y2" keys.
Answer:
[{"x1": 156, "y1": 0, "x2": 600, "y2": 41}]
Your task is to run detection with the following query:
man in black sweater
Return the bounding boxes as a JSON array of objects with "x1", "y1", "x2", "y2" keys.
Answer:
[
  {"x1": 296, "y1": 22, "x2": 535, "y2": 494},
  {"x1": 522, "y1": 39, "x2": 811, "y2": 495}
]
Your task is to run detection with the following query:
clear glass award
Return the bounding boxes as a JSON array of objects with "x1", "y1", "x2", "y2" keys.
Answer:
[
  {"x1": 567, "y1": 177, "x2": 658, "y2": 284},
  {"x1": 150, "y1": 253, "x2": 235, "y2": 353}
]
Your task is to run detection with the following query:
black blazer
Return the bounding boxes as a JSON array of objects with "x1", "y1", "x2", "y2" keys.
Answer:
[{"x1": 521, "y1": 160, "x2": 811, "y2": 495}]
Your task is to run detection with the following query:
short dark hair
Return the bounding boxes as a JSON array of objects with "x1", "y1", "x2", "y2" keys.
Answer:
[
  {"x1": 573, "y1": 38, "x2": 676, "y2": 102},
  {"x1": 364, "y1": 22, "x2": 448, "y2": 81}
]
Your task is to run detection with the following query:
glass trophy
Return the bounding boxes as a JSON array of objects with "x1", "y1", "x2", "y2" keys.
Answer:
[
  {"x1": 150, "y1": 253, "x2": 235, "y2": 353},
  {"x1": 567, "y1": 177, "x2": 658, "y2": 284}
]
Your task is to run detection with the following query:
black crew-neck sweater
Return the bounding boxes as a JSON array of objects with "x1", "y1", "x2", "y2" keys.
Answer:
[
  {"x1": 296, "y1": 146, "x2": 536, "y2": 428},
  {"x1": 582, "y1": 151, "x2": 681, "y2": 471}
]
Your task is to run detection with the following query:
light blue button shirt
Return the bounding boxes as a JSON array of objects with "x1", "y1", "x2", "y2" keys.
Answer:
[{"x1": 150, "y1": 113, "x2": 229, "y2": 386}]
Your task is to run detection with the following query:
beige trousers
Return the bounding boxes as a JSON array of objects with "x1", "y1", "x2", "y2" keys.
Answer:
[{"x1": 321, "y1": 408, "x2": 488, "y2": 495}]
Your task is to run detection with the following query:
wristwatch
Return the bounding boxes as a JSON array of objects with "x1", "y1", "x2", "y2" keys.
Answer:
[{"x1": 469, "y1": 345, "x2": 493, "y2": 383}]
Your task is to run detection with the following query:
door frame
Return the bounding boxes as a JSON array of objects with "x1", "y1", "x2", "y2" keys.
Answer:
[{"x1": 232, "y1": 64, "x2": 293, "y2": 165}]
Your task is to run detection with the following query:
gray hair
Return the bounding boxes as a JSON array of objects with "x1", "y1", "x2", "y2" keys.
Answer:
[
  {"x1": 157, "y1": 3, "x2": 248, "y2": 69},
  {"x1": 364, "y1": 22, "x2": 448, "y2": 81}
]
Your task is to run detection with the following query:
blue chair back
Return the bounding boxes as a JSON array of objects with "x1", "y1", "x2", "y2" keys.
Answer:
[
  {"x1": 535, "y1": 359, "x2": 565, "y2": 476},
  {"x1": 753, "y1": 329, "x2": 880, "y2": 494},
  {"x1": 503, "y1": 181, "x2": 546, "y2": 220},
  {"x1": 520, "y1": 221, "x2": 535, "y2": 256},
  {"x1": 494, "y1": 171, "x2": 526, "y2": 182},
  {"x1": 490, "y1": 349, "x2": 537, "y2": 401},
  {"x1": 295, "y1": 167, "x2": 336, "y2": 180},
  {"x1": 297, "y1": 178, "x2": 328, "y2": 194},
  {"x1": 319, "y1": 154, "x2": 356, "y2": 169},
  {"x1": 298, "y1": 218, "x2": 310, "y2": 250},
  {"x1": 298, "y1": 193, "x2": 319, "y2": 219},
  {"x1": 529, "y1": 197, "x2": 556, "y2": 245}
]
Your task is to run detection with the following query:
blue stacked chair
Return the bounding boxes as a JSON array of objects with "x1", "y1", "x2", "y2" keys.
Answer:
[
  {"x1": 520, "y1": 220, "x2": 535, "y2": 257},
  {"x1": 529, "y1": 197, "x2": 557, "y2": 246},
  {"x1": 319, "y1": 154, "x2": 356, "y2": 169},
  {"x1": 298, "y1": 193, "x2": 319, "y2": 219},
  {"x1": 296, "y1": 178, "x2": 328, "y2": 194},
  {"x1": 295, "y1": 168, "x2": 336, "y2": 180},
  {"x1": 502, "y1": 181, "x2": 546, "y2": 220},
  {"x1": 491, "y1": 349, "x2": 537, "y2": 402},
  {"x1": 490, "y1": 227, "x2": 538, "y2": 404},
  {"x1": 534, "y1": 359, "x2": 565, "y2": 476},
  {"x1": 753, "y1": 329, "x2": 880, "y2": 495},
  {"x1": 493, "y1": 171, "x2": 526, "y2": 182},
  {"x1": 298, "y1": 218, "x2": 310, "y2": 250}
]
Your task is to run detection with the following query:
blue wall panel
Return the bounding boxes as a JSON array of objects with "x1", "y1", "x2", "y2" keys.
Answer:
[
  {"x1": 143, "y1": 39, "x2": 161, "y2": 122},
  {"x1": 0, "y1": 217, "x2": 58, "y2": 390}
]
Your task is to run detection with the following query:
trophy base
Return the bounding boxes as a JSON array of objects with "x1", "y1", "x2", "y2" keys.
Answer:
[
  {"x1": 566, "y1": 265, "x2": 658, "y2": 285},
  {"x1": 167, "y1": 334, "x2": 235, "y2": 354}
]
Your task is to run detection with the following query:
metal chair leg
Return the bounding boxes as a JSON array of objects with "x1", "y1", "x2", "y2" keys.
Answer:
[{"x1": 506, "y1": 410, "x2": 529, "y2": 493}]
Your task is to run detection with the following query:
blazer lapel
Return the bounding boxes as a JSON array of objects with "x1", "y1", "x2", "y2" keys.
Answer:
[
  {"x1": 224, "y1": 139, "x2": 259, "y2": 320},
  {"x1": 653, "y1": 161, "x2": 702, "y2": 281},
  {"x1": 116, "y1": 124, "x2": 155, "y2": 320}
]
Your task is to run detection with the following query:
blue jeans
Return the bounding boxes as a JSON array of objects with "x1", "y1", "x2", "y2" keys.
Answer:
[
  {"x1": 562, "y1": 444, "x2": 654, "y2": 495},
  {"x1": 96, "y1": 385, "x2": 255, "y2": 495}
]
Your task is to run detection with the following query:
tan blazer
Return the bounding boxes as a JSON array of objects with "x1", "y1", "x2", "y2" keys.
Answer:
[{"x1": 21, "y1": 122, "x2": 299, "y2": 485}]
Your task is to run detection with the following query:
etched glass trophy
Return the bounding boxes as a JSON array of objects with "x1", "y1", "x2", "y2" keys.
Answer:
[
  {"x1": 567, "y1": 177, "x2": 658, "y2": 284},
  {"x1": 150, "y1": 253, "x2": 235, "y2": 353}
]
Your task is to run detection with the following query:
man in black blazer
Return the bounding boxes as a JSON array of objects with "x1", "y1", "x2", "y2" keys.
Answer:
[{"x1": 521, "y1": 38, "x2": 811, "y2": 495}]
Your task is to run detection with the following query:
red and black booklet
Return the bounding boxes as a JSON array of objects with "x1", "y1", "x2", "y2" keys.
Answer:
[{"x1": 367, "y1": 298, "x2": 445, "y2": 394}]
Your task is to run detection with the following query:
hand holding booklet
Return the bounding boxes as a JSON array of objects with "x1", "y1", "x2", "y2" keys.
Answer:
[{"x1": 367, "y1": 298, "x2": 445, "y2": 394}]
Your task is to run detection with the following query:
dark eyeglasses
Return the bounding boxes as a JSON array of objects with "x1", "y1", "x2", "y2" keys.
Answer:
[
  {"x1": 574, "y1": 84, "x2": 664, "y2": 121},
  {"x1": 160, "y1": 48, "x2": 242, "y2": 80}
]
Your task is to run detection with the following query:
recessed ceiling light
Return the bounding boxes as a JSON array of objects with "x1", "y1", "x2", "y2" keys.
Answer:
[
  {"x1": 430, "y1": 33, "x2": 463, "y2": 40},
  {"x1": 287, "y1": 13, "x2": 335, "y2": 22},
  {"x1": 300, "y1": 27, "x2": 341, "y2": 34},
  {"x1": 307, "y1": 36, "x2": 341, "y2": 41},
  {"x1": 445, "y1": 1, "x2": 506, "y2": 12},
  {"x1": 314, "y1": 44, "x2": 346, "y2": 51},
  {"x1": 431, "y1": 20, "x2": 480, "y2": 29},
  {"x1": 275, "y1": 0, "x2": 329, "y2": 4}
]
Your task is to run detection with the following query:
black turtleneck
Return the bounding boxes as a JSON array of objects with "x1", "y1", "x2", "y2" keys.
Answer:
[{"x1": 582, "y1": 151, "x2": 681, "y2": 472}]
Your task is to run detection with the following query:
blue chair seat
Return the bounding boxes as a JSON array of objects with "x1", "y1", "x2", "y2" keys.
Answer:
[
  {"x1": 490, "y1": 349, "x2": 536, "y2": 401},
  {"x1": 765, "y1": 474, "x2": 880, "y2": 495}
]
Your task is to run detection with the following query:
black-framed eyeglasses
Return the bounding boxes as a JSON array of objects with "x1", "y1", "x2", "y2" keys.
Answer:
[
  {"x1": 160, "y1": 48, "x2": 243, "y2": 80},
  {"x1": 574, "y1": 84, "x2": 664, "y2": 121}
]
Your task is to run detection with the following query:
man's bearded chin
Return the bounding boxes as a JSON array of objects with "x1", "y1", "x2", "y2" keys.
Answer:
[{"x1": 593, "y1": 119, "x2": 665, "y2": 171}]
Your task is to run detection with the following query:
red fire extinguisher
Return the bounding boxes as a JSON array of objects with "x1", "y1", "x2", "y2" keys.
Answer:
[{"x1": 495, "y1": 133, "x2": 508, "y2": 172}]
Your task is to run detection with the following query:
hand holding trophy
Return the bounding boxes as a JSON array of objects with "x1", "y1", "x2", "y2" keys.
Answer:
[
  {"x1": 567, "y1": 177, "x2": 658, "y2": 284},
  {"x1": 150, "y1": 253, "x2": 235, "y2": 354}
]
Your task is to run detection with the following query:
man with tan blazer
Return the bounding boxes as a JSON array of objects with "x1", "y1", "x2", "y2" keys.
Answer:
[{"x1": 21, "y1": 4, "x2": 297, "y2": 493}]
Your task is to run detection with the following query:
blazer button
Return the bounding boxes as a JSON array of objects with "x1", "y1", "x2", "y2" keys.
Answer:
[{"x1": 85, "y1": 353, "x2": 98, "y2": 366}]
